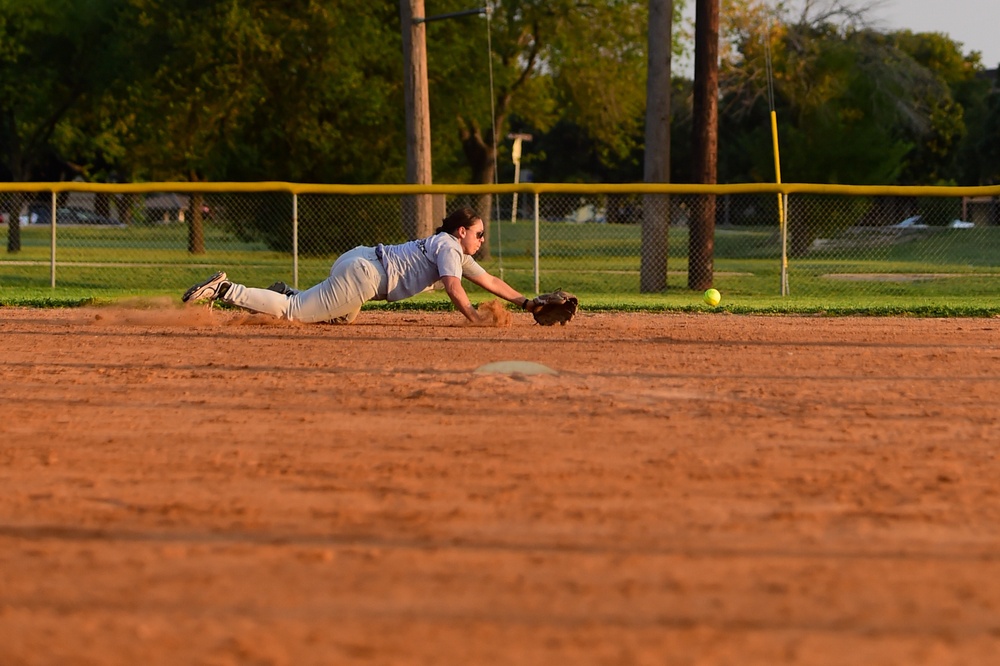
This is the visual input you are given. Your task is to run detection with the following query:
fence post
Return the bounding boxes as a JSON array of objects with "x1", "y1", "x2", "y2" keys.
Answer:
[
  {"x1": 50, "y1": 192, "x2": 57, "y2": 288},
  {"x1": 781, "y1": 193, "x2": 789, "y2": 296},
  {"x1": 533, "y1": 193, "x2": 540, "y2": 295},
  {"x1": 292, "y1": 193, "x2": 299, "y2": 289}
]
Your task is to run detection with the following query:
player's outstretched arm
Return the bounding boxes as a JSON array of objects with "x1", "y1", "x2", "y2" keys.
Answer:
[{"x1": 466, "y1": 273, "x2": 531, "y2": 310}]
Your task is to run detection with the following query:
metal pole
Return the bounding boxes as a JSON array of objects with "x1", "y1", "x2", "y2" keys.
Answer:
[
  {"x1": 781, "y1": 193, "x2": 789, "y2": 296},
  {"x1": 50, "y1": 192, "x2": 56, "y2": 288},
  {"x1": 292, "y1": 193, "x2": 299, "y2": 289},
  {"x1": 533, "y1": 192, "x2": 540, "y2": 294},
  {"x1": 511, "y1": 162, "x2": 520, "y2": 225},
  {"x1": 770, "y1": 108, "x2": 787, "y2": 297}
]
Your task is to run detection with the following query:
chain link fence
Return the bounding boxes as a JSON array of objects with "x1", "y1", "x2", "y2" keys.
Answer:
[{"x1": 2, "y1": 184, "x2": 999, "y2": 302}]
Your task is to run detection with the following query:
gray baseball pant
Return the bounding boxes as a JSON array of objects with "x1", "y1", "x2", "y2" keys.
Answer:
[{"x1": 221, "y1": 246, "x2": 389, "y2": 324}]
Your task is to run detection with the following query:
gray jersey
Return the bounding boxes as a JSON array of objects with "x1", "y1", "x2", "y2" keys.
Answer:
[{"x1": 377, "y1": 233, "x2": 486, "y2": 302}]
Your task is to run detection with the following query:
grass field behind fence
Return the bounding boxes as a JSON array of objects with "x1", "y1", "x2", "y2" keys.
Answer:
[{"x1": 2, "y1": 219, "x2": 999, "y2": 315}]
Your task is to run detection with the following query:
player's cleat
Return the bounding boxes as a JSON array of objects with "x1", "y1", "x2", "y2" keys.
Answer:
[{"x1": 183, "y1": 271, "x2": 231, "y2": 303}]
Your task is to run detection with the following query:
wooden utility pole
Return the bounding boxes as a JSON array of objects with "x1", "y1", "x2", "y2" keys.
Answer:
[
  {"x1": 400, "y1": 0, "x2": 434, "y2": 239},
  {"x1": 689, "y1": 0, "x2": 719, "y2": 290},
  {"x1": 641, "y1": 0, "x2": 672, "y2": 293}
]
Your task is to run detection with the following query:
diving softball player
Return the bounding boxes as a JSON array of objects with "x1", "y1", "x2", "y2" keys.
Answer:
[{"x1": 183, "y1": 207, "x2": 535, "y2": 324}]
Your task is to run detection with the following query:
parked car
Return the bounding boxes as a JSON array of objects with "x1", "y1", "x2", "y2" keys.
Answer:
[
  {"x1": 892, "y1": 215, "x2": 974, "y2": 229},
  {"x1": 892, "y1": 215, "x2": 928, "y2": 229}
]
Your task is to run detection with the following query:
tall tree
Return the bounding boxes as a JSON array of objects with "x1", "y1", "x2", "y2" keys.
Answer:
[
  {"x1": 717, "y1": 1, "x2": 981, "y2": 188},
  {"x1": 714, "y1": 2, "x2": 986, "y2": 252},
  {"x1": 642, "y1": 0, "x2": 673, "y2": 293},
  {"x1": 421, "y1": 0, "x2": 651, "y2": 258},
  {"x1": 892, "y1": 30, "x2": 988, "y2": 185},
  {"x1": 105, "y1": 0, "x2": 403, "y2": 185},
  {"x1": 977, "y1": 79, "x2": 1000, "y2": 185},
  {"x1": 689, "y1": 0, "x2": 719, "y2": 291},
  {"x1": 102, "y1": 0, "x2": 404, "y2": 251},
  {"x1": 0, "y1": 0, "x2": 122, "y2": 251}
]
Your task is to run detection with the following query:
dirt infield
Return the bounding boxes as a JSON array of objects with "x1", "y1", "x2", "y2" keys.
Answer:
[{"x1": 2, "y1": 305, "x2": 1000, "y2": 666}]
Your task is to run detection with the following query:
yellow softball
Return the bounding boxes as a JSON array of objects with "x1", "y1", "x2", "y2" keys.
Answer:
[{"x1": 704, "y1": 288, "x2": 721, "y2": 306}]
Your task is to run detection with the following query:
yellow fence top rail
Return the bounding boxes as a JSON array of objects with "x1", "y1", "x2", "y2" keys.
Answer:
[{"x1": 2, "y1": 181, "x2": 1000, "y2": 198}]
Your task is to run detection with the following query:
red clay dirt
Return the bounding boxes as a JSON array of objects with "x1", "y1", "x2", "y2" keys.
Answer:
[{"x1": 2, "y1": 304, "x2": 1000, "y2": 665}]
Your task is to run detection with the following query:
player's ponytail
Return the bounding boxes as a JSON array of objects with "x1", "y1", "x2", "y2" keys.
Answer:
[{"x1": 435, "y1": 207, "x2": 481, "y2": 236}]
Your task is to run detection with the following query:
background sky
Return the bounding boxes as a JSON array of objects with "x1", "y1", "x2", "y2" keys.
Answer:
[
  {"x1": 870, "y1": 0, "x2": 1000, "y2": 69},
  {"x1": 679, "y1": 1, "x2": 1000, "y2": 72}
]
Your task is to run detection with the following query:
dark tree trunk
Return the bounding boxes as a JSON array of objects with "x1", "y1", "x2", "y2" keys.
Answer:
[
  {"x1": 689, "y1": 0, "x2": 719, "y2": 291},
  {"x1": 2, "y1": 109, "x2": 22, "y2": 252},
  {"x1": 187, "y1": 181, "x2": 205, "y2": 254},
  {"x1": 6, "y1": 208, "x2": 20, "y2": 253},
  {"x1": 642, "y1": 0, "x2": 673, "y2": 292}
]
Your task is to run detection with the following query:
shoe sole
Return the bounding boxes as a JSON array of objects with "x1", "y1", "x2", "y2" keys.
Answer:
[{"x1": 183, "y1": 271, "x2": 227, "y2": 303}]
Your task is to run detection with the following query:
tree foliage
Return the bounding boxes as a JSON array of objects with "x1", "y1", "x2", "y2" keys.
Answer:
[
  {"x1": 716, "y1": 1, "x2": 995, "y2": 187},
  {"x1": 711, "y1": 0, "x2": 997, "y2": 254},
  {"x1": 103, "y1": 0, "x2": 405, "y2": 185},
  {"x1": 405, "y1": 0, "x2": 666, "y2": 243},
  {"x1": 507, "y1": 0, "x2": 687, "y2": 185},
  {"x1": 1, "y1": 0, "x2": 997, "y2": 198},
  {"x1": 0, "y1": 0, "x2": 123, "y2": 182}
]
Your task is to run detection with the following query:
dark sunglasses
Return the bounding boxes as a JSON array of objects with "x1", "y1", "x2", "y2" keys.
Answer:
[{"x1": 475, "y1": 230, "x2": 485, "y2": 239}]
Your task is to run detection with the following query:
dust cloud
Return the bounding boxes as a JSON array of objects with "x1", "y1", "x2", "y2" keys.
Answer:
[
  {"x1": 81, "y1": 298, "x2": 300, "y2": 328},
  {"x1": 474, "y1": 299, "x2": 513, "y2": 327}
]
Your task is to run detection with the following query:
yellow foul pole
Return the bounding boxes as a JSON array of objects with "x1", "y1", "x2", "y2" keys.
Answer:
[{"x1": 770, "y1": 109, "x2": 788, "y2": 295}]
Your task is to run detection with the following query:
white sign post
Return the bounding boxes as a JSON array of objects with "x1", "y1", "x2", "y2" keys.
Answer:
[{"x1": 508, "y1": 133, "x2": 532, "y2": 224}]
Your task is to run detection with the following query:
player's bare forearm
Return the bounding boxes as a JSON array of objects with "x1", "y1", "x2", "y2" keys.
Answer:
[
  {"x1": 440, "y1": 276, "x2": 481, "y2": 323},
  {"x1": 468, "y1": 273, "x2": 530, "y2": 308}
]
